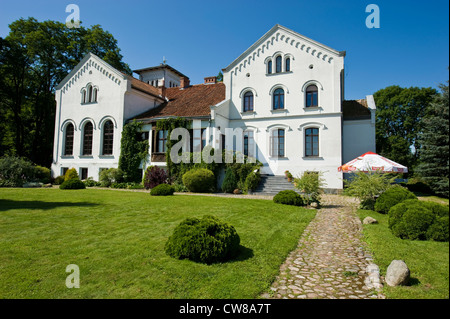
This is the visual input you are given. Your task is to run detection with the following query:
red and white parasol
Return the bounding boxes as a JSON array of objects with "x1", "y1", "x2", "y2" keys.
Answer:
[{"x1": 338, "y1": 151, "x2": 408, "y2": 173}]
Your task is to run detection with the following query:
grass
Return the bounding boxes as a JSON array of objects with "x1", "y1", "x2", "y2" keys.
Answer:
[
  {"x1": 0, "y1": 188, "x2": 315, "y2": 299},
  {"x1": 358, "y1": 209, "x2": 449, "y2": 299}
]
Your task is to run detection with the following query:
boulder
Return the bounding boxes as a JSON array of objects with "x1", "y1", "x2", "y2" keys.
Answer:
[
  {"x1": 385, "y1": 260, "x2": 410, "y2": 286},
  {"x1": 363, "y1": 216, "x2": 378, "y2": 224}
]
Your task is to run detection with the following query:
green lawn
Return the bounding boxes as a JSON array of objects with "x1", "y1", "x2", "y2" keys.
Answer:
[
  {"x1": 358, "y1": 209, "x2": 449, "y2": 299},
  {"x1": 0, "y1": 188, "x2": 315, "y2": 299}
]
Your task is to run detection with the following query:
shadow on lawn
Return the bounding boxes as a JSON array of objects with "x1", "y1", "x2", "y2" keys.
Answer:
[
  {"x1": 229, "y1": 245, "x2": 254, "y2": 263},
  {"x1": 0, "y1": 199, "x2": 99, "y2": 212}
]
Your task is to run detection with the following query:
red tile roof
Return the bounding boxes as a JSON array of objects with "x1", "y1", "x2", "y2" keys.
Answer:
[
  {"x1": 128, "y1": 77, "x2": 164, "y2": 100},
  {"x1": 132, "y1": 82, "x2": 225, "y2": 121},
  {"x1": 342, "y1": 99, "x2": 371, "y2": 120}
]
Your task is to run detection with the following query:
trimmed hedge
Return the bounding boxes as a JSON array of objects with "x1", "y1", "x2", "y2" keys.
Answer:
[
  {"x1": 374, "y1": 186, "x2": 417, "y2": 214},
  {"x1": 182, "y1": 168, "x2": 215, "y2": 193},
  {"x1": 59, "y1": 179, "x2": 86, "y2": 190},
  {"x1": 388, "y1": 199, "x2": 449, "y2": 241},
  {"x1": 273, "y1": 190, "x2": 304, "y2": 207},
  {"x1": 150, "y1": 183, "x2": 175, "y2": 196},
  {"x1": 165, "y1": 215, "x2": 240, "y2": 264}
]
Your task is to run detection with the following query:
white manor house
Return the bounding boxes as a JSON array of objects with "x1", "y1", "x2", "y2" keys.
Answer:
[{"x1": 51, "y1": 25, "x2": 376, "y2": 192}]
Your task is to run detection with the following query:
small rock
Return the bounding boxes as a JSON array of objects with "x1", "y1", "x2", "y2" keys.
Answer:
[
  {"x1": 310, "y1": 202, "x2": 319, "y2": 208},
  {"x1": 363, "y1": 217, "x2": 378, "y2": 224},
  {"x1": 385, "y1": 260, "x2": 410, "y2": 286}
]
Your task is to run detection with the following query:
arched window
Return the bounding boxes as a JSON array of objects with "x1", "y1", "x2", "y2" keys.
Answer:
[
  {"x1": 243, "y1": 91, "x2": 254, "y2": 112},
  {"x1": 93, "y1": 88, "x2": 98, "y2": 102},
  {"x1": 306, "y1": 85, "x2": 319, "y2": 107},
  {"x1": 270, "y1": 129, "x2": 285, "y2": 157},
  {"x1": 102, "y1": 120, "x2": 114, "y2": 155},
  {"x1": 275, "y1": 56, "x2": 282, "y2": 73},
  {"x1": 82, "y1": 122, "x2": 93, "y2": 156},
  {"x1": 87, "y1": 85, "x2": 93, "y2": 103},
  {"x1": 285, "y1": 57, "x2": 291, "y2": 72},
  {"x1": 81, "y1": 89, "x2": 87, "y2": 103},
  {"x1": 64, "y1": 123, "x2": 74, "y2": 156},
  {"x1": 267, "y1": 60, "x2": 272, "y2": 74},
  {"x1": 305, "y1": 128, "x2": 319, "y2": 157},
  {"x1": 273, "y1": 88, "x2": 285, "y2": 110}
]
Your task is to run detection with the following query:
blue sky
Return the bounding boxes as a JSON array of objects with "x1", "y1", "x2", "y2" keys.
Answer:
[{"x1": 1, "y1": 0, "x2": 448, "y2": 99}]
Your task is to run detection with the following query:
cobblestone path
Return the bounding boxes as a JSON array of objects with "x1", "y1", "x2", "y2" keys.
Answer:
[{"x1": 264, "y1": 195, "x2": 385, "y2": 299}]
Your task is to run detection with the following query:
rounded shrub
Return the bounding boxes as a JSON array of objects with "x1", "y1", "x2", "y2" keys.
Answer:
[
  {"x1": 388, "y1": 199, "x2": 436, "y2": 240},
  {"x1": 427, "y1": 216, "x2": 449, "y2": 242},
  {"x1": 150, "y1": 183, "x2": 175, "y2": 196},
  {"x1": 182, "y1": 168, "x2": 215, "y2": 193},
  {"x1": 374, "y1": 186, "x2": 417, "y2": 214},
  {"x1": 164, "y1": 215, "x2": 240, "y2": 264},
  {"x1": 64, "y1": 168, "x2": 79, "y2": 182},
  {"x1": 59, "y1": 178, "x2": 86, "y2": 190},
  {"x1": 273, "y1": 190, "x2": 304, "y2": 207}
]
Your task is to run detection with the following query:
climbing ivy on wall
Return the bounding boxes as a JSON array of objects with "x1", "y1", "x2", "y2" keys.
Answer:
[
  {"x1": 155, "y1": 117, "x2": 191, "y2": 179},
  {"x1": 118, "y1": 120, "x2": 149, "y2": 182}
]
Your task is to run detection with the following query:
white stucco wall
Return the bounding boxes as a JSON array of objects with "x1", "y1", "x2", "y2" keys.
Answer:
[
  {"x1": 342, "y1": 119, "x2": 376, "y2": 163},
  {"x1": 221, "y1": 25, "x2": 346, "y2": 190},
  {"x1": 51, "y1": 55, "x2": 160, "y2": 181}
]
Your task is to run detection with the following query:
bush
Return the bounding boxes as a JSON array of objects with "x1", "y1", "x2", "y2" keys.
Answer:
[
  {"x1": 221, "y1": 168, "x2": 238, "y2": 193},
  {"x1": 244, "y1": 171, "x2": 261, "y2": 192},
  {"x1": 388, "y1": 199, "x2": 435, "y2": 240},
  {"x1": 182, "y1": 168, "x2": 215, "y2": 193},
  {"x1": 344, "y1": 170, "x2": 392, "y2": 210},
  {"x1": 110, "y1": 182, "x2": 129, "y2": 189},
  {"x1": 143, "y1": 166, "x2": 167, "y2": 190},
  {"x1": 34, "y1": 166, "x2": 51, "y2": 184},
  {"x1": 99, "y1": 168, "x2": 124, "y2": 187},
  {"x1": 294, "y1": 171, "x2": 325, "y2": 205},
  {"x1": 273, "y1": 190, "x2": 304, "y2": 207},
  {"x1": 0, "y1": 156, "x2": 36, "y2": 187},
  {"x1": 83, "y1": 177, "x2": 101, "y2": 187},
  {"x1": 164, "y1": 215, "x2": 240, "y2": 264},
  {"x1": 64, "y1": 168, "x2": 79, "y2": 182},
  {"x1": 427, "y1": 216, "x2": 449, "y2": 242},
  {"x1": 53, "y1": 175, "x2": 65, "y2": 185},
  {"x1": 374, "y1": 186, "x2": 417, "y2": 214},
  {"x1": 150, "y1": 183, "x2": 175, "y2": 196},
  {"x1": 406, "y1": 180, "x2": 434, "y2": 195},
  {"x1": 59, "y1": 178, "x2": 86, "y2": 190}
]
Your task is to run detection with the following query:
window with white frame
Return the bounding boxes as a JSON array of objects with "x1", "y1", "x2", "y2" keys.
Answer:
[
  {"x1": 243, "y1": 130, "x2": 255, "y2": 158},
  {"x1": 270, "y1": 129, "x2": 285, "y2": 157}
]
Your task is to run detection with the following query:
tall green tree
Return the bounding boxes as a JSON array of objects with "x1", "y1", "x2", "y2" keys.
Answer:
[
  {"x1": 374, "y1": 85, "x2": 437, "y2": 172},
  {"x1": 416, "y1": 81, "x2": 449, "y2": 198},
  {"x1": 0, "y1": 18, "x2": 131, "y2": 167}
]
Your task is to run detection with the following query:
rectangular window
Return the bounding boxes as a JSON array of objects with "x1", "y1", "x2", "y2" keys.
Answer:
[
  {"x1": 192, "y1": 129, "x2": 201, "y2": 152},
  {"x1": 81, "y1": 168, "x2": 88, "y2": 180},
  {"x1": 61, "y1": 167, "x2": 69, "y2": 176},
  {"x1": 305, "y1": 128, "x2": 319, "y2": 157},
  {"x1": 244, "y1": 130, "x2": 255, "y2": 158},
  {"x1": 271, "y1": 129, "x2": 285, "y2": 157},
  {"x1": 156, "y1": 130, "x2": 168, "y2": 153}
]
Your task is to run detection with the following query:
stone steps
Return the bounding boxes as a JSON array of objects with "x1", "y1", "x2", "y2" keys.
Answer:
[{"x1": 253, "y1": 175, "x2": 301, "y2": 196}]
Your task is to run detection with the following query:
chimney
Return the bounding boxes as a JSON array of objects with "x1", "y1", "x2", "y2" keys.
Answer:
[
  {"x1": 158, "y1": 79, "x2": 166, "y2": 98},
  {"x1": 180, "y1": 77, "x2": 190, "y2": 89},
  {"x1": 204, "y1": 76, "x2": 217, "y2": 84}
]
